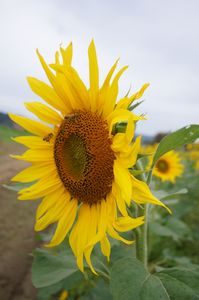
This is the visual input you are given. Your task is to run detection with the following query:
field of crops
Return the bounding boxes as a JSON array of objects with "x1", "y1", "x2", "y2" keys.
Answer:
[{"x1": 1, "y1": 125, "x2": 199, "y2": 300}]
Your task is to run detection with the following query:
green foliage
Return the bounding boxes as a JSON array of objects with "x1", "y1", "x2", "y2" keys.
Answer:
[
  {"x1": 128, "y1": 100, "x2": 144, "y2": 111},
  {"x1": 110, "y1": 257, "x2": 169, "y2": 300},
  {"x1": 110, "y1": 257, "x2": 199, "y2": 300},
  {"x1": 156, "y1": 265, "x2": 199, "y2": 300},
  {"x1": 5, "y1": 121, "x2": 199, "y2": 299},
  {"x1": 80, "y1": 279, "x2": 112, "y2": 300},
  {"x1": 32, "y1": 248, "x2": 80, "y2": 288},
  {"x1": 152, "y1": 124, "x2": 199, "y2": 168},
  {"x1": 33, "y1": 240, "x2": 137, "y2": 299},
  {"x1": 148, "y1": 159, "x2": 199, "y2": 269},
  {"x1": 0, "y1": 125, "x2": 28, "y2": 142}
]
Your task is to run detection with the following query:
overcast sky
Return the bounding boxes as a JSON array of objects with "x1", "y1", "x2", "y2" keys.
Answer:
[{"x1": 0, "y1": 0, "x2": 198, "y2": 135}]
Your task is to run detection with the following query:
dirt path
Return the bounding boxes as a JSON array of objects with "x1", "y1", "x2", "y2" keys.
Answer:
[{"x1": 0, "y1": 141, "x2": 38, "y2": 300}]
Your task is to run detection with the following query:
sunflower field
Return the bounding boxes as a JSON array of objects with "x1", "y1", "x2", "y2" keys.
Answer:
[{"x1": 1, "y1": 41, "x2": 199, "y2": 300}]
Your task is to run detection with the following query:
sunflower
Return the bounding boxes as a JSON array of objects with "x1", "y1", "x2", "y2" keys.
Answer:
[
  {"x1": 9, "y1": 41, "x2": 167, "y2": 273},
  {"x1": 195, "y1": 160, "x2": 199, "y2": 170},
  {"x1": 153, "y1": 150, "x2": 184, "y2": 183},
  {"x1": 58, "y1": 290, "x2": 68, "y2": 300}
]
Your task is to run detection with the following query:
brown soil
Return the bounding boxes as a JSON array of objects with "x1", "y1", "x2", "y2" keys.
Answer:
[{"x1": 0, "y1": 141, "x2": 38, "y2": 300}]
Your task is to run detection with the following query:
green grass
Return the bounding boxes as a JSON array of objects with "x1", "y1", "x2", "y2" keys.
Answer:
[{"x1": 0, "y1": 125, "x2": 28, "y2": 143}]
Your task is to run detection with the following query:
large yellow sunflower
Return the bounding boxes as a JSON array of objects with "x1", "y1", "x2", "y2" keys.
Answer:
[
  {"x1": 153, "y1": 150, "x2": 184, "y2": 183},
  {"x1": 9, "y1": 41, "x2": 167, "y2": 273}
]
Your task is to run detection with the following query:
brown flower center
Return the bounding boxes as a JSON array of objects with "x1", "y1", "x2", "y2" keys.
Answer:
[
  {"x1": 54, "y1": 110, "x2": 115, "y2": 204},
  {"x1": 156, "y1": 159, "x2": 169, "y2": 173}
]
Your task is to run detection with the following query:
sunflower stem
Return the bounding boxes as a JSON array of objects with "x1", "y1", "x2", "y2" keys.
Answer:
[
  {"x1": 134, "y1": 160, "x2": 151, "y2": 269},
  {"x1": 139, "y1": 203, "x2": 149, "y2": 269}
]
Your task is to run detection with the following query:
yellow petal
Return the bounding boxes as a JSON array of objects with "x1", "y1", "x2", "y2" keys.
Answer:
[
  {"x1": 50, "y1": 64, "x2": 83, "y2": 111},
  {"x1": 85, "y1": 200, "x2": 108, "y2": 250},
  {"x1": 69, "y1": 67, "x2": 89, "y2": 108},
  {"x1": 131, "y1": 83, "x2": 150, "y2": 101},
  {"x1": 12, "y1": 136, "x2": 53, "y2": 149},
  {"x1": 115, "y1": 96, "x2": 130, "y2": 110},
  {"x1": 114, "y1": 216, "x2": 144, "y2": 232},
  {"x1": 11, "y1": 148, "x2": 54, "y2": 162},
  {"x1": 18, "y1": 175, "x2": 62, "y2": 200},
  {"x1": 118, "y1": 136, "x2": 142, "y2": 168},
  {"x1": 113, "y1": 160, "x2": 132, "y2": 205},
  {"x1": 116, "y1": 83, "x2": 150, "y2": 110},
  {"x1": 102, "y1": 66, "x2": 128, "y2": 118},
  {"x1": 12, "y1": 163, "x2": 56, "y2": 182},
  {"x1": 111, "y1": 183, "x2": 128, "y2": 216},
  {"x1": 36, "y1": 49, "x2": 74, "y2": 111},
  {"x1": 131, "y1": 175, "x2": 171, "y2": 213},
  {"x1": 124, "y1": 114, "x2": 136, "y2": 144},
  {"x1": 55, "y1": 51, "x2": 60, "y2": 65},
  {"x1": 9, "y1": 113, "x2": 51, "y2": 137},
  {"x1": 107, "y1": 225, "x2": 133, "y2": 245},
  {"x1": 36, "y1": 49, "x2": 57, "y2": 86},
  {"x1": 46, "y1": 199, "x2": 77, "y2": 247},
  {"x1": 35, "y1": 193, "x2": 67, "y2": 231},
  {"x1": 60, "y1": 42, "x2": 73, "y2": 66},
  {"x1": 100, "y1": 234, "x2": 111, "y2": 261},
  {"x1": 36, "y1": 188, "x2": 67, "y2": 220},
  {"x1": 25, "y1": 102, "x2": 63, "y2": 125},
  {"x1": 69, "y1": 216, "x2": 79, "y2": 257},
  {"x1": 97, "y1": 59, "x2": 119, "y2": 115},
  {"x1": 70, "y1": 203, "x2": 93, "y2": 272},
  {"x1": 84, "y1": 204, "x2": 98, "y2": 274},
  {"x1": 107, "y1": 108, "x2": 141, "y2": 134},
  {"x1": 101, "y1": 59, "x2": 119, "y2": 90},
  {"x1": 77, "y1": 204, "x2": 92, "y2": 272},
  {"x1": 111, "y1": 133, "x2": 127, "y2": 152},
  {"x1": 27, "y1": 77, "x2": 68, "y2": 114},
  {"x1": 111, "y1": 115, "x2": 135, "y2": 153},
  {"x1": 106, "y1": 191, "x2": 117, "y2": 221},
  {"x1": 51, "y1": 64, "x2": 89, "y2": 110},
  {"x1": 88, "y1": 40, "x2": 99, "y2": 112}
]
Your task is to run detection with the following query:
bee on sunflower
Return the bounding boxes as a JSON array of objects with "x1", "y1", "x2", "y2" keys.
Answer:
[{"x1": 9, "y1": 41, "x2": 167, "y2": 273}]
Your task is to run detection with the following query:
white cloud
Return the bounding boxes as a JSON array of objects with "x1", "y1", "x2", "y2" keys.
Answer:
[{"x1": 0, "y1": 0, "x2": 198, "y2": 134}]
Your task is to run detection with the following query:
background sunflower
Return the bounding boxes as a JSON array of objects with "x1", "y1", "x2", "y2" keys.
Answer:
[{"x1": 153, "y1": 150, "x2": 184, "y2": 183}]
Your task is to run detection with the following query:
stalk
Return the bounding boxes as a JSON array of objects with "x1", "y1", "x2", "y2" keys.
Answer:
[{"x1": 134, "y1": 161, "x2": 152, "y2": 269}]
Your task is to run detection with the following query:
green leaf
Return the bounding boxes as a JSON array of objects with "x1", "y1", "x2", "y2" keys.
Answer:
[
  {"x1": 128, "y1": 100, "x2": 144, "y2": 111},
  {"x1": 110, "y1": 258, "x2": 199, "y2": 299},
  {"x1": 110, "y1": 257, "x2": 169, "y2": 300},
  {"x1": 37, "y1": 271, "x2": 84, "y2": 300},
  {"x1": 129, "y1": 169, "x2": 148, "y2": 177},
  {"x1": 154, "y1": 188, "x2": 188, "y2": 203},
  {"x1": 110, "y1": 244, "x2": 136, "y2": 263},
  {"x1": 166, "y1": 219, "x2": 191, "y2": 240},
  {"x1": 157, "y1": 273, "x2": 197, "y2": 300},
  {"x1": 150, "y1": 218, "x2": 191, "y2": 243},
  {"x1": 156, "y1": 265, "x2": 199, "y2": 300},
  {"x1": 114, "y1": 122, "x2": 127, "y2": 133},
  {"x1": 156, "y1": 265, "x2": 199, "y2": 299},
  {"x1": 150, "y1": 222, "x2": 178, "y2": 240},
  {"x1": 81, "y1": 279, "x2": 112, "y2": 300},
  {"x1": 140, "y1": 275, "x2": 170, "y2": 300},
  {"x1": 152, "y1": 124, "x2": 199, "y2": 168},
  {"x1": 36, "y1": 281, "x2": 63, "y2": 300},
  {"x1": 32, "y1": 248, "x2": 79, "y2": 288}
]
